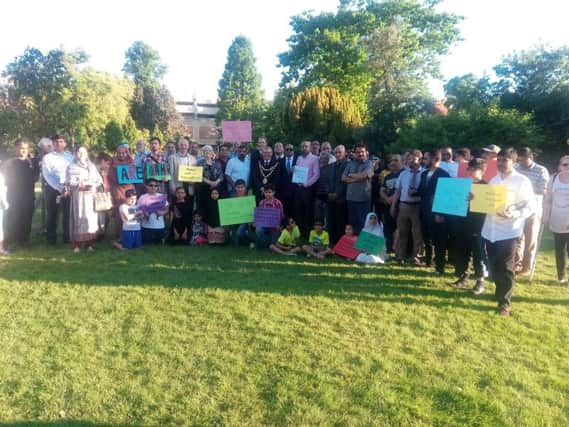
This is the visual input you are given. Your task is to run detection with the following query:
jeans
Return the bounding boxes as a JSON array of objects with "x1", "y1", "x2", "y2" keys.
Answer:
[
  {"x1": 553, "y1": 232, "x2": 569, "y2": 280},
  {"x1": 45, "y1": 185, "x2": 70, "y2": 245},
  {"x1": 255, "y1": 227, "x2": 279, "y2": 249},
  {"x1": 233, "y1": 223, "x2": 251, "y2": 246}
]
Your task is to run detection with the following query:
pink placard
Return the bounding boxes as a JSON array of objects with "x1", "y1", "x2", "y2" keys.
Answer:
[
  {"x1": 333, "y1": 235, "x2": 360, "y2": 260},
  {"x1": 483, "y1": 158, "x2": 498, "y2": 182},
  {"x1": 221, "y1": 120, "x2": 252, "y2": 143},
  {"x1": 457, "y1": 160, "x2": 468, "y2": 178}
]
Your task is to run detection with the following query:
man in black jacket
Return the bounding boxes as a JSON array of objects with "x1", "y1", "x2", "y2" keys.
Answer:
[
  {"x1": 418, "y1": 149, "x2": 450, "y2": 274},
  {"x1": 277, "y1": 143, "x2": 297, "y2": 217},
  {"x1": 251, "y1": 146, "x2": 281, "y2": 203}
]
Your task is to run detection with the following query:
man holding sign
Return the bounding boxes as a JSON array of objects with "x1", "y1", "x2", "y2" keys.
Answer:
[
  {"x1": 294, "y1": 141, "x2": 320, "y2": 238},
  {"x1": 168, "y1": 137, "x2": 198, "y2": 213},
  {"x1": 481, "y1": 148, "x2": 536, "y2": 317}
]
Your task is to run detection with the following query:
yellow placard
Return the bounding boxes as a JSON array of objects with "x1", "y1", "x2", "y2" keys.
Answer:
[
  {"x1": 469, "y1": 184, "x2": 507, "y2": 215},
  {"x1": 178, "y1": 165, "x2": 203, "y2": 183}
]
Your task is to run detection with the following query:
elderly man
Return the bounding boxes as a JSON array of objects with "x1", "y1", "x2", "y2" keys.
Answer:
[
  {"x1": 320, "y1": 141, "x2": 336, "y2": 164},
  {"x1": 294, "y1": 141, "x2": 320, "y2": 237},
  {"x1": 168, "y1": 138, "x2": 198, "y2": 212},
  {"x1": 251, "y1": 145, "x2": 281, "y2": 203},
  {"x1": 274, "y1": 142, "x2": 285, "y2": 160},
  {"x1": 134, "y1": 139, "x2": 149, "y2": 167},
  {"x1": 514, "y1": 147, "x2": 550, "y2": 276}
]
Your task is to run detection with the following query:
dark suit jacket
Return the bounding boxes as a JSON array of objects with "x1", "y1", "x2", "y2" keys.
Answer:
[
  {"x1": 277, "y1": 154, "x2": 298, "y2": 196},
  {"x1": 418, "y1": 167, "x2": 450, "y2": 217},
  {"x1": 251, "y1": 158, "x2": 282, "y2": 195}
]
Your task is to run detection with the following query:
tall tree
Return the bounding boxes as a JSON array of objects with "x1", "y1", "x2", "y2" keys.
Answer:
[
  {"x1": 123, "y1": 41, "x2": 183, "y2": 138},
  {"x1": 216, "y1": 36, "x2": 265, "y2": 123}
]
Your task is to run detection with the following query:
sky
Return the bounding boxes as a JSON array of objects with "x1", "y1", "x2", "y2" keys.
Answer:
[{"x1": 1, "y1": 0, "x2": 568, "y2": 103}]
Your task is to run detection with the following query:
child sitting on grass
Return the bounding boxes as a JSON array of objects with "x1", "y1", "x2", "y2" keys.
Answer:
[
  {"x1": 168, "y1": 186, "x2": 192, "y2": 245},
  {"x1": 269, "y1": 216, "x2": 302, "y2": 256},
  {"x1": 190, "y1": 211, "x2": 208, "y2": 245},
  {"x1": 302, "y1": 219, "x2": 332, "y2": 259},
  {"x1": 119, "y1": 189, "x2": 143, "y2": 250},
  {"x1": 255, "y1": 184, "x2": 284, "y2": 249},
  {"x1": 206, "y1": 188, "x2": 225, "y2": 245},
  {"x1": 332, "y1": 224, "x2": 360, "y2": 260}
]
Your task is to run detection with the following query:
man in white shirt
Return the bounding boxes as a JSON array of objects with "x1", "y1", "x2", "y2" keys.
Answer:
[
  {"x1": 481, "y1": 148, "x2": 536, "y2": 316},
  {"x1": 225, "y1": 144, "x2": 250, "y2": 195},
  {"x1": 41, "y1": 134, "x2": 73, "y2": 245}
]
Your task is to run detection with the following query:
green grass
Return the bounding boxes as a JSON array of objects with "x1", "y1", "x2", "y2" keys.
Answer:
[{"x1": 1, "y1": 233, "x2": 568, "y2": 426}]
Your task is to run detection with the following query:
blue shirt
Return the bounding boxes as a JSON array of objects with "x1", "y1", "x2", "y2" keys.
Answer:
[{"x1": 225, "y1": 156, "x2": 251, "y2": 188}]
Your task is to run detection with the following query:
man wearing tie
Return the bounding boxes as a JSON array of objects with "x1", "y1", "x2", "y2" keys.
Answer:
[
  {"x1": 277, "y1": 144, "x2": 298, "y2": 217},
  {"x1": 251, "y1": 146, "x2": 281, "y2": 203}
]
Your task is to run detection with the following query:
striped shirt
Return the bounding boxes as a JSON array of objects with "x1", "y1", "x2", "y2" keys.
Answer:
[{"x1": 515, "y1": 161, "x2": 550, "y2": 207}]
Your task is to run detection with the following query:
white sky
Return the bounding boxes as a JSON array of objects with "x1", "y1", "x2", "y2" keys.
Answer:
[{"x1": 1, "y1": 0, "x2": 568, "y2": 102}]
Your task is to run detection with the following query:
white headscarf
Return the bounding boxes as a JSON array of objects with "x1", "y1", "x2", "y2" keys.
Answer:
[{"x1": 362, "y1": 212, "x2": 384, "y2": 237}]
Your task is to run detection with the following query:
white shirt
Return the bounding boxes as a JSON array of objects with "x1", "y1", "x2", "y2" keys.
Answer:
[
  {"x1": 225, "y1": 156, "x2": 251, "y2": 187},
  {"x1": 481, "y1": 170, "x2": 536, "y2": 243},
  {"x1": 119, "y1": 204, "x2": 141, "y2": 231},
  {"x1": 42, "y1": 151, "x2": 74, "y2": 192}
]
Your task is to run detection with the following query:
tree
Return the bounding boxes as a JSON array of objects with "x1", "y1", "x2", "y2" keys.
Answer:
[
  {"x1": 444, "y1": 74, "x2": 496, "y2": 110},
  {"x1": 282, "y1": 86, "x2": 363, "y2": 144},
  {"x1": 217, "y1": 36, "x2": 265, "y2": 123},
  {"x1": 278, "y1": 0, "x2": 462, "y2": 132},
  {"x1": 494, "y1": 45, "x2": 569, "y2": 152},
  {"x1": 123, "y1": 41, "x2": 183, "y2": 139}
]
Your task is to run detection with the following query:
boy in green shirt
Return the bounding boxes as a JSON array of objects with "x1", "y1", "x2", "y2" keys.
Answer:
[
  {"x1": 303, "y1": 219, "x2": 332, "y2": 259},
  {"x1": 270, "y1": 216, "x2": 302, "y2": 256}
]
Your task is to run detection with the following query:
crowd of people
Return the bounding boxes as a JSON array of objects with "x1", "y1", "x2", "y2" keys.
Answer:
[{"x1": 0, "y1": 134, "x2": 568, "y2": 317}]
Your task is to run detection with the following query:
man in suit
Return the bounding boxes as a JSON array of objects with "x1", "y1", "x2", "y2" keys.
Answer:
[
  {"x1": 251, "y1": 146, "x2": 282, "y2": 203},
  {"x1": 277, "y1": 143, "x2": 297, "y2": 217},
  {"x1": 418, "y1": 148, "x2": 450, "y2": 274}
]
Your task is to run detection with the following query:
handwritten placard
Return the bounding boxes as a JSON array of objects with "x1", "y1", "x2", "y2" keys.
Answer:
[
  {"x1": 292, "y1": 166, "x2": 309, "y2": 185},
  {"x1": 333, "y1": 235, "x2": 360, "y2": 260},
  {"x1": 254, "y1": 207, "x2": 281, "y2": 228},
  {"x1": 178, "y1": 165, "x2": 203, "y2": 183},
  {"x1": 470, "y1": 184, "x2": 507, "y2": 215},
  {"x1": 354, "y1": 231, "x2": 385, "y2": 255},
  {"x1": 221, "y1": 120, "x2": 252, "y2": 143},
  {"x1": 432, "y1": 178, "x2": 473, "y2": 217},
  {"x1": 117, "y1": 165, "x2": 143, "y2": 184},
  {"x1": 145, "y1": 162, "x2": 171, "y2": 180},
  {"x1": 138, "y1": 194, "x2": 167, "y2": 215},
  {"x1": 218, "y1": 196, "x2": 256, "y2": 226}
]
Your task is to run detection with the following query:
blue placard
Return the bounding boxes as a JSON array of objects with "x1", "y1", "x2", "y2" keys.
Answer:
[
  {"x1": 117, "y1": 165, "x2": 144, "y2": 184},
  {"x1": 432, "y1": 177, "x2": 473, "y2": 217}
]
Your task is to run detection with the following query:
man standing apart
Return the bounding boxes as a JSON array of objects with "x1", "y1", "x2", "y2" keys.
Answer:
[
  {"x1": 342, "y1": 144, "x2": 373, "y2": 234},
  {"x1": 294, "y1": 141, "x2": 320, "y2": 237},
  {"x1": 514, "y1": 147, "x2": 549, "y2": 276},
  {"x1": 42, "y1": 134, "x2": 73, "y2": 245},
  {"x1": 481, "y1": 148, "x2": 535, "y2": 316}
]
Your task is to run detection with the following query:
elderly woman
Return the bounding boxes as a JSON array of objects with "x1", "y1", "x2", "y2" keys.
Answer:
[
  {"x1": 197, "y1": 145, "x2": 224, "y2": 209},
  {"x1": 66, "y1": 146, "x2": 103, "y2": 252},
  {"x1": 108, "y1": 143, "x2": 135, "y2": 246},
  {"x1": 543, "y1": 155, "x2": 569, "y2": 285}
]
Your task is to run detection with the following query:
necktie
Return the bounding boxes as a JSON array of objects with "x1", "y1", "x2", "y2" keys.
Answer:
[{"x1": 286, "y1": 158, "x2": 291, "y2": 173}]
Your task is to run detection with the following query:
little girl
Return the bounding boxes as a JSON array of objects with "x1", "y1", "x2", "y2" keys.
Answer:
[
  {"x1": 355, "y1": 212, "x2": 386, "y2": 264},
  {"x1": 119, "y1": 189, "x2": 143, "y2": 249},
  {"x1": 190, "y1": 211, "x2": 208, "y2": 245},
  {"x1": 0, "y1": 170, "x2": 8, "y2": 255},
  {"x1": 168, "y1": 186, "x2": 192, "y2": 245},
  {"x1": 206, "y1": 188, "x2": 225, "y2": 244},
  {"x1": 332, "y1": 224, "x2": 360, "y2": 260}
]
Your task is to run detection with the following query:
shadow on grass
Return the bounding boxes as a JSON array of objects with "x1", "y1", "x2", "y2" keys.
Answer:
[
  {"x1": 1, "y1": 422, "x2": 131, "y2": 427},
  {"x1": 1, "y1": 245, "x2": 565, "y2": 311}
]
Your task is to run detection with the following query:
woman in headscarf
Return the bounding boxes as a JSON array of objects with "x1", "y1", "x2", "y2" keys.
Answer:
[
  {"x1": 65, "y1": 146, "x2": 103, "y2": 252},
  {"x1": 355, "y1": 212, "x2": 386, "y2": 264},
  {"x1": 108, "y1": 143, "x2": 135, "y2": 247}
]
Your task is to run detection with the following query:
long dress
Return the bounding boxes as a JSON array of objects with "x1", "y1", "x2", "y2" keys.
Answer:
[
  {"x1": 2, "y1": 157, "x2": 37, "y2": 245},
  {"x1": 66, "y1": 159, "x2": 103, "y2": 244}
]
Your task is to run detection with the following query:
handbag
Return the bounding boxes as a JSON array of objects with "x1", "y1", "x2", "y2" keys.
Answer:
[{"x1": 94, "y1": 191, "x2": 113, "y2": 212}]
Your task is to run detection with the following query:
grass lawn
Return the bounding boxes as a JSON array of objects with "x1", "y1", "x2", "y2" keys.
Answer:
[{"x1": 1, "y1": 232, "x2": 568, "y2": 426}]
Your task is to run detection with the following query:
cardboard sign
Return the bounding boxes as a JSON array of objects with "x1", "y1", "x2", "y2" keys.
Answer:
[
  {"x1": 138, "y1": 194, "x2": 168, "y2": 215},
  {"x1": 483, "y1": 158, "x2": 498, "y2": 182},
  {"x1": 117, "y1": 165, "x2": 143, "y2": 184},
  {"x1": 470, "y1": 184, "x2": 507, "y2": 214},
  {"x1": 354, "y1": 231, "x2": 385, "y2": 255},
  {"x1": 178, "y1": 166, "x2": 203, "y2": 183},
  {"x1": 221, "y1": 120, "x2": 252, "y2": 143},
  {"x1": 145, "y1": 162, "x2": 171, "y2": 180},
  {"x1": 432, "y1": 178, "x2": 473, "y2": 217},
  {"x1": 254, "y1": 207, "x2": 281, "y2": 228},
  {"x1": 218, "y1": 196, "x2": 256, "y2": 226},
  {"x1": 333, "y1": 235, "x2": 360, "y2": 260},
  {"x1": 457, "y1": 160, "x2": 469, "y2": 178},
  {"x1": 292, "y1": 165, "x2": 309, "y2": 185}
]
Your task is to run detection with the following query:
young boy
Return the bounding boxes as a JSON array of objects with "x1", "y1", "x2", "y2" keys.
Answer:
[
  {"x1": 303, "y1": 219, "x2": 332, "y2": 259},
  {"x1": 255, "y1": 184, "x2": 284, "y2": 249},
  {"x1": 168, "y1": 186, "x2": 192, "y2": 245},
  {"x1": 138, "y1": 178, "x2": 169, "y2": 244},
  {"x1": 270, "y1": 217, "x2": 302, "y2": 256},
  {"x1": 119, "y1": 189, "x2": 144, "y2": 249}
]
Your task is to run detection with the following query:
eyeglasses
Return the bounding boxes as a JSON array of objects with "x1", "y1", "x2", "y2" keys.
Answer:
[{"x1": 285, "y1": 148, "x2": 294, "y2": 151}]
